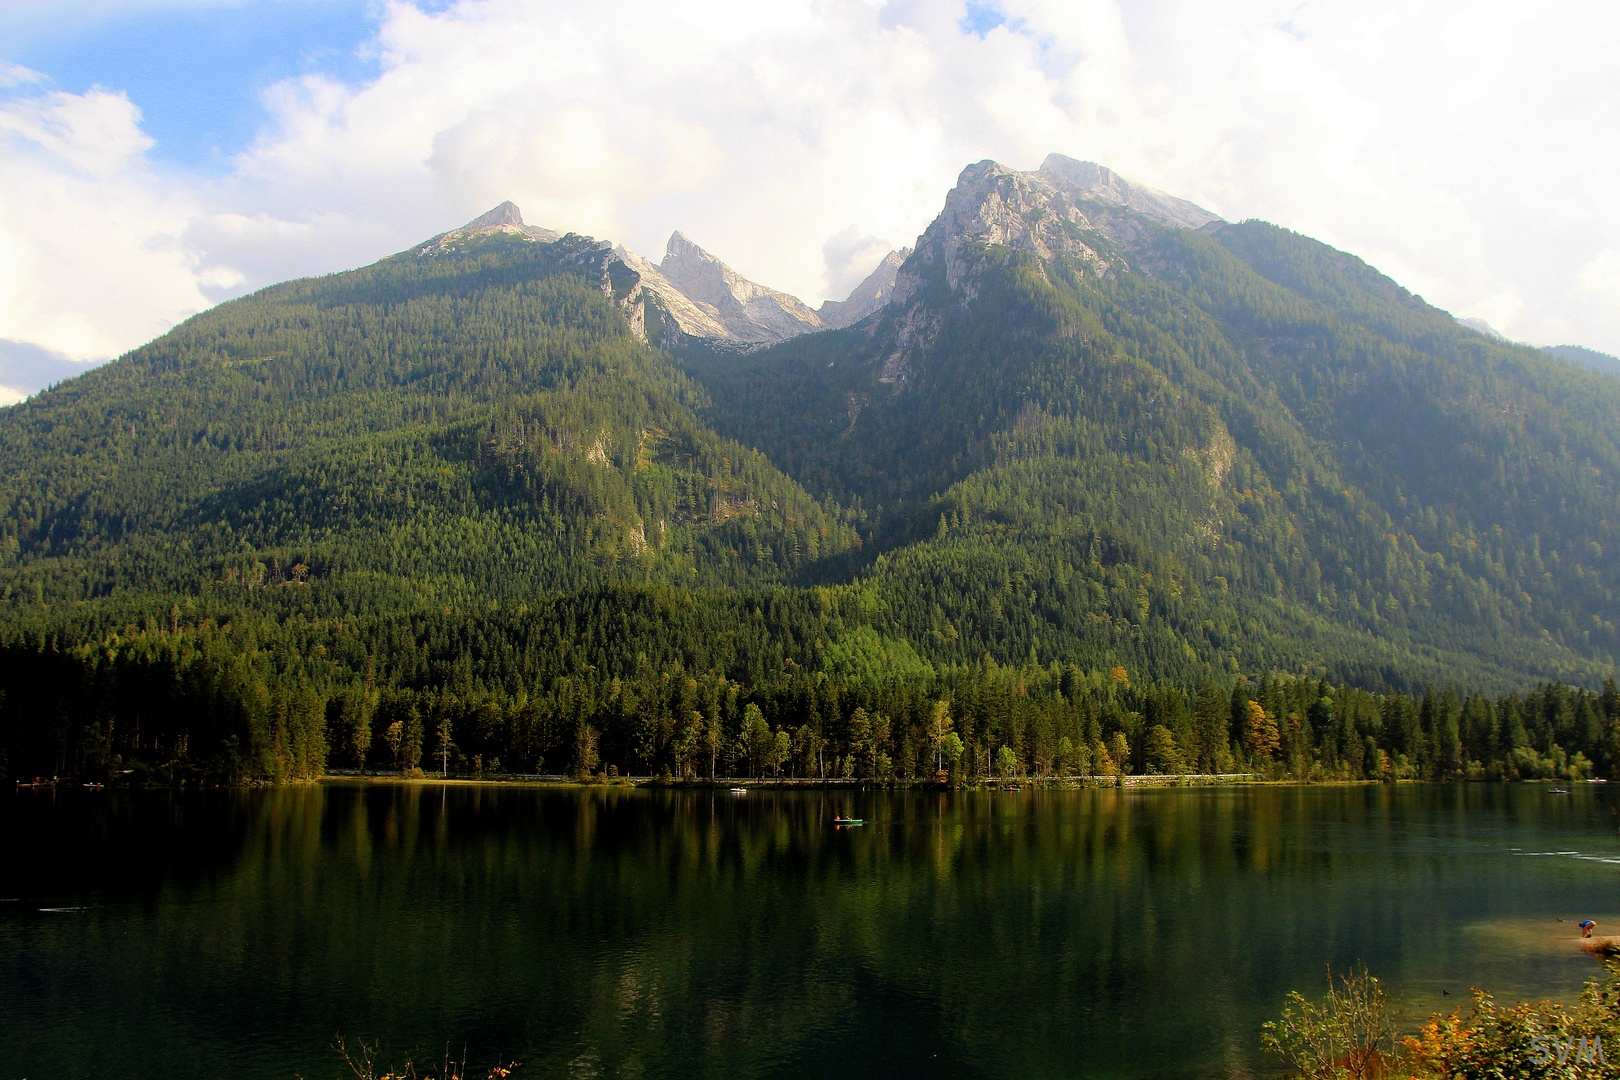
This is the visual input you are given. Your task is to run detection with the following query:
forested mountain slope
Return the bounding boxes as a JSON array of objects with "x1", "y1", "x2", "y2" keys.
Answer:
[
  {"x1": 1545, "y1": 344, "x2": 1620, "y2": 377},
  {"x1": 1, "y1": 157, "x2": 1617, "y2": 785},
  {"x1": 685, "y1": 158, "x2": 1620, "y2": 690},
  {"x1": 0, "y1": 232, "x2": 858, "y2": 630}
]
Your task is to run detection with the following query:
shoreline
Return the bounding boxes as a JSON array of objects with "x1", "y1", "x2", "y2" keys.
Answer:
[
  {"x1": 309, "y1": 771, "x2": 1385, "y2": 791},
  {"x1": 17, "y1": 774, "x2": 1579, "y2": 792}
]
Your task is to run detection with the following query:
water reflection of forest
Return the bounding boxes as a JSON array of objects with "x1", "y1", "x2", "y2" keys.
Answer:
[{"x1": 4, "y1": 783, "x2": 1615, "y2": 1080}]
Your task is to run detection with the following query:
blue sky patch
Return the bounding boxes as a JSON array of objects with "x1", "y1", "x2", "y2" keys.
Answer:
[
  {"x1": 10, "y1": 0, "x2": 379, "y2": 169},
  {"x1": 959, "y1": 1, "x2": 1007, "y2": 38}
]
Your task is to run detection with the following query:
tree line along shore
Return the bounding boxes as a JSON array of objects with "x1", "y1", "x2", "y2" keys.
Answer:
[{"x1": 2, "y1": 619, "x2": 1615, "y2": 786}]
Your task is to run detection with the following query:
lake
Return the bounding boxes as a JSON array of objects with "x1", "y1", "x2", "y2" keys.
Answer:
[{"x1": 3, "y1": 782, "x2": 1617, "y2": 1079}]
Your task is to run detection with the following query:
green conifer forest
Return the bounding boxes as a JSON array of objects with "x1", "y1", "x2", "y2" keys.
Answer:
[{"x1": 2, "y1": 214, "x2": 1617, "y2": 784}]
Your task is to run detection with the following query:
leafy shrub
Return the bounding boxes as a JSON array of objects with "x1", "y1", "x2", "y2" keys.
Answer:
[
  {"x1": 1263, "y1": 964, "x2": 1395, "y2": 1079},
  {"x1": 1266, "y1": 962, "x2": 1620, "y2": 1079},
  {"x1": 1401, "y1": 962, "x2": 1620, "y2": 1078}
]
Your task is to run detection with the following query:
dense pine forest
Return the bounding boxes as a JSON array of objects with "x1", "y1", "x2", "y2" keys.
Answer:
[
  {"x1": 1, "y1": 614, "x2": 1616, "y2": 784},
  {"x1": 2, "y1": 177, "x2": 1618, "y2": 785}
]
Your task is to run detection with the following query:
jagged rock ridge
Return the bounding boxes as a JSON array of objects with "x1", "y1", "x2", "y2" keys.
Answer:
[
  {"x1": 413, "y1": 154, "x2": 1219, "y2": 349},
  {"x1": 609, "y1": 245, "x2": 731, "y2": 342},
  {"x1": 1038, "y1": 155, "x2": 1222, "y2": 231},
  {"x1": 891, "y1": 155, "x2": 1224, "y2": 306},
  {"x1": 876, "y1": 155, "x2": 1225, "y2": 384},
  {"x1": 819, "y1": 248, "x2": 910, "y2": 330},
  {"x1": 414, "y1": 203, "x2": 907, "y2": 348},
  {"x1": 657, "y1": 231, "x2": 825, "y2": 343}
]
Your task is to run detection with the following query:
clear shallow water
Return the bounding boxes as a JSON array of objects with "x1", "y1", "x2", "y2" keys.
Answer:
[{"x1": 3, "y1": 782, "x2": 1619, "y2": 1080}]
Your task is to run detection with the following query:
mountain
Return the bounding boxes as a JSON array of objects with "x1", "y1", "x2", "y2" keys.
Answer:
[
  {"x1": 404, "y1": 202, "x2": 738, "y2": 346},
  {"x1": 1458, "y1": 316, "x2": 1510, "y2": 341},
  {"x1": 1545, "y1": 344, "x2": 1620, "y2": 377},
  {"x1": 1037, "y1": 153, "x2": 1223, "y2": 230},
  {"x1": 818, "y1": 248, "x2": 910, "y2": 329},
  {"x1": 411, "y1": 200, "x2": 561, "y2": 254},
  {"x1": 609, "y1": 243, "x2": 733, "y2": 342},
  {"x1": 2, "y1": 159, "x2": 1619, "y2": 787},
  {"x1": 0, "y1": 229, "x2": 860, "y2": 632},
  {"x1": 619, "y1": 231, "x2": 908, "y2": 345},
  {"x1": 683, "y1": 155, "x2": 1620, "y2": 689},
  {"x1": 655, "y1": 231, "x2": 825, "y2": 343},
  {"x1": 411, "y1": 202, "x2": 903, "y2": 349}
]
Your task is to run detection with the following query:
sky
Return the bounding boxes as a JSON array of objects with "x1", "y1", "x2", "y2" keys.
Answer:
[{"x1": 2, "y1": 0, "x2": 1617, "y2": 402}]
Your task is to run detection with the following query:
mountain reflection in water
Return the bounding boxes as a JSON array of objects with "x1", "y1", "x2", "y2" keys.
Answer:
[{"x1": 2, "y1": 783, "x2": 1615, "y2": 1079}]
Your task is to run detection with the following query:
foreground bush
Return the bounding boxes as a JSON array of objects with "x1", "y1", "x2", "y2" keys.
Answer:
[
  {"x1": 1267, "y1": 962, "x2": 1620, "y2": 1078},
  {"x1": 1263, "y1": 965, "x2": 1396, "y2": 1079},
  {"x1": 329, "y1": 1037, "x2": 520, "y2": 1080},
  {"x1": 1402, "y1": 967, "x2": 1620, "y2": 1078}
]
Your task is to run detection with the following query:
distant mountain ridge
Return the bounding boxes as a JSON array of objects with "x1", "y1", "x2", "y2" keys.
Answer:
[
  {"x1": 657, "y1": 230, "x2": 824, "y2": 343},
  {"x1": 405, "y1": 154, "x2": 1228, "y2": 350},
  {"x1": 414, "y1": 201, "x2": 905, "y2": 348},
  {"x1": 819, "y1": 247, "x2": 910, "y2": 329},
  {"x1": 1544, "y1": 343, "x2": 1620, "y2": 376}
]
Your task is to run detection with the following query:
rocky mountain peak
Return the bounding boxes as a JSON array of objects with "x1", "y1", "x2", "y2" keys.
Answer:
[
  {"x1": 819, "y1": 248, "x2": 911, "y2": 330},
  {"x1": 656, "y1": 232, "x2": 824, "y2": 344},
  {"x1": 1036, "y1": 155, "x2": 1221, "y2": 231},
  {"x1": 893, "y1": 154, "x2": 1224, "y2": 302},
  {"x1": 610, "y1": 244, "x2": 731, "y2": 344},
  {"x1": 412, "y1": 201, "x2": 560, "y2": 255},
  {"x1": 664, "y1": 230, "x2": 705, "y2": 261},
  {"x1": 874, "y1": 154, "x2": 1226, "y2": 386},
  {"x1": 659, "y1": 232, "x2": 734, "y2": 309},
  {"x1": 409, "y1": 156, "x2": 1220, "y2": 351},
  {"x1": 465, "y1": 201, "x2": 526, "y2": 229}
]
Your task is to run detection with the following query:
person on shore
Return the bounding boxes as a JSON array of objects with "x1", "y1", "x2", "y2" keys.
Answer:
[{"x1": 1580, "y1": 920, "x2": 1619, "y2": 957}]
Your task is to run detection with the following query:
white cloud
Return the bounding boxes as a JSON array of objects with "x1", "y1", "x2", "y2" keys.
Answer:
[
  {"x1": 0, "y1": 73, "x2": 215, "y2": 365},
  {"x1": 822, "y1": 226, "x2": 895, "y2": 302},
  {"x1": 1579, "y1": 250, "x2": 1620, "y2": 307},
  {"x1": 1456, "y1": 292, "x2": 1526, "y2": 341},
  {"x1": 3, "y1": 0, "x2": 1620, "y2": 387}
]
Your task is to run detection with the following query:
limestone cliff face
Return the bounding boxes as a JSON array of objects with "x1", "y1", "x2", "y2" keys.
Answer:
[
  {"x1": 412, "y1": 156, "x2": 1212, "y2": 352},
  {"x1": 891, "y1": 156, "x2": 1224, "y2": 305},
  {"x1": 877, "y1": 155, "x2": 1224, "y2": 384},
  {"x1": 657, "y1": 232, "x2": 826, "y2": 344},
  {"x1": 819, "y1": 248, "x2": 910, "y2": 330},
  {"x1": 1037, "y1": 155, "x2": 1221, "y2": 232},
  {"x1": 610, "y1": 244, "x2": 730, "y2": 342}
]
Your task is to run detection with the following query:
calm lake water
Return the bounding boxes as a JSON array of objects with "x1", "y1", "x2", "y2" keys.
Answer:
[{"x1": 4, "y1": 782, "x2": 1619, "y2": 1079}]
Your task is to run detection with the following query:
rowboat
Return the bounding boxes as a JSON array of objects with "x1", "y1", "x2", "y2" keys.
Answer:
[{"x1": 833, "y1": 816, "x2": 864, "y2": 826}]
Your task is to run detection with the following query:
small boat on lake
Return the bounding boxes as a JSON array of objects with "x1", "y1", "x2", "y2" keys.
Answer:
[
  {"x1": 1548, "y1": 787, "x2": 1570, "y2": 794},
  {"x1": 729, "y1": 787, "x2": 747, "y2": 793},
  {"x1": 833, "y1": 816, "x2": 864, "y2": 826}
]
